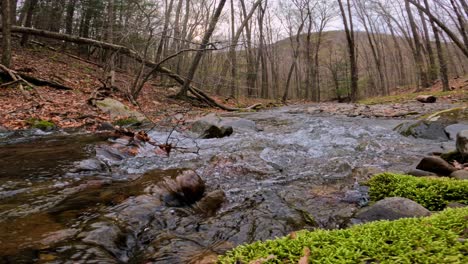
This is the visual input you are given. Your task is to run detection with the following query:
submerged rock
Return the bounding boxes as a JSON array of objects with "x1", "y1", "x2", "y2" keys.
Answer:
[
  {"x1": 416, "y1": 156, "x2": 456, "y2": 176},
  {"x1": 70, "y1": 158, "x2": 105, "y2": 173},
  {"x1": 194, "y1": 190, "x2": 226, "y2": 216},
  {"x1": 353, "y1": 197, "x2": 431, "y2": 223},
  {"x1": 80, "y1": 222, "x2": 127, "y2": 262}
]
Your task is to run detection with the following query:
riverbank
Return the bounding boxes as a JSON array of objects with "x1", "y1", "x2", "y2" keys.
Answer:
[{"x1": 1, "y1": 43, "x2": 467, "y2": 132}]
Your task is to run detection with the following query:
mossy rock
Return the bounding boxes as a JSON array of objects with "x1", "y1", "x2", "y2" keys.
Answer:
[
  {"x1": 219, "y1": 207, "x2": 468, "y2": 263},
  {"x1": 421, "y1": 107, "x2": 468, "y2": 122},
  {"x1": 366, "y1": 173, "x2": 468, "y2": 211},
  {"x1": 26, "y1": 118, "x2": 56, "y2": 131},
  {"x1": 96, "y1": 98, "x2": 146, "y2": 122},
  {"x1": 394, "y1": 107, "x2": 468, "y2": 139},
  {"x1": 112, "y1": 117, "x2": 141, "y2": 127}
]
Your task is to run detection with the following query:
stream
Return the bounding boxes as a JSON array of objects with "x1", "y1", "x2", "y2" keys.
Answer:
[{"x1": 0, "y1": 105, "x2": 449, "y2": 263}]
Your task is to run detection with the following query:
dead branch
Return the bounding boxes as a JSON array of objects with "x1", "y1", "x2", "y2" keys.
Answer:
[{"x1": 17, "y1": 73, "x2": 73, "y2": 90}]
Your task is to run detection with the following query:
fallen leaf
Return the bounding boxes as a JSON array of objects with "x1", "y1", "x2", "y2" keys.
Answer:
[{"x1": 298, "y1": 247, "x2": 310, "y2": 264}]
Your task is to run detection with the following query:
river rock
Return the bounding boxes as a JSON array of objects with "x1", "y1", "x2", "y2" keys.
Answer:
[
  {"x1": 40, "y1": 229, "x2": 79, "y2": 246},
  {"x1": 456, "y1": 130, "x2": 468, "y2": 157},
  {"x1": 394, "y1": 107, "x2": 468, "y2": 140},
  {"x1": 353, "y1": 197, "x2": 431, "y2": 223},
  {"x1": 416, "y1": 156, "x2": 456, "y2": 176},
  {"x1": 194, "y1": 190, "x2": 226, "y2": 216},
  {"x1": 176, "y1": 170, "x2": 206, "y2": 204},
  {"x1": 160, "y1": 170, "x2": 206, "y2": 206},
  {"x1": 450, "y1": 170, "x2": 468, "y2": 180},
  {"x1": 80, "y1": 222, "x2": 127, "y2": 262},
  {"x1": 190, "y1": 114, "x2": 259, "y2": 139},
  {"x1": 190, "y1": 114, "x2": 233, "y2": 139},
  {"x1": 394, "y1": 120, "x2": 450, "y2": 140},
  {"x1": 96, "y1": 122, "x2": 115, "y2": 131},
  {"x1": 0, "y1": 125, "x2": 8, "y2": 133},
  {"x1": 406, "y1": 169, "x2": 437, "y2": 177},
  {"x1": 96, "y1": 98, "x2": 146, "y2": 122},
  {"x1": 445, "y1": 124, "x2": 468, "y2": 140},
  {"x1": 71, "y1": 159, "x2": 105, "y2": 173}
]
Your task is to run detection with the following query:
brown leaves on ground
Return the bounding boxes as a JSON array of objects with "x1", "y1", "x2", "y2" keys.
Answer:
[{"x1": 1, "y1": 45, "x2": 271, "y2": 131}]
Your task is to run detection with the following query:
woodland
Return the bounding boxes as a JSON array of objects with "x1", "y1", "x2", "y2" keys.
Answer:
[{"x1": 0, "y1": 0, "x2": 467, "y2": 263}]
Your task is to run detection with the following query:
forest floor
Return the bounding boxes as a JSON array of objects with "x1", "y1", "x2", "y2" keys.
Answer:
[{"x1": 0, "y1": 43, "x2": 467, "y2": 131}]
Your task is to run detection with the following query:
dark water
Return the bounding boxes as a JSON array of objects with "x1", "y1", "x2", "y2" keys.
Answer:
[{"x1": 0, "y1": 107, "x2": 447, "y2": 263}]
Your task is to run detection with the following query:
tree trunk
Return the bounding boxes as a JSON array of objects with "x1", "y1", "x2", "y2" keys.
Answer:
[
  {"x1": 424, "y1": 0, "x2": 449, "y2": 91},
  {"x1": 418, "y1": 4, "x2": 437, "y2": 83},
  {"x1": 155, "y1": 0, "x2": 174, "y2": 63},
  {"x1": 405, "y1": 0, "x2": 430, "y2": 90},
  {"x1": 338, "y1": 0, "x2": 358, "y2": 101},
  {"x1": 104, "y1": 0, "x2": 115, "y2": 87},
  {"x1": 2, "y1": 0, "x2": 12, "y2": 67},
  {"x1": 65, "y1": 0, "x2": 77, "y2": 35},
  {"x1": 176, "y1": 0, "x2": 227, "y2": 98},
  {"x1": 407, "y1": 0, "x2": 468, "y2": 58},
  {"x1": 20, "y1": 0, "x2": 38, "y2": 46}
]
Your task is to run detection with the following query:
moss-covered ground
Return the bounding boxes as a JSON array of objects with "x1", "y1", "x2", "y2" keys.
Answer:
[{"x1": 219, "y1": 207, "x2": 468, "y2": 263}]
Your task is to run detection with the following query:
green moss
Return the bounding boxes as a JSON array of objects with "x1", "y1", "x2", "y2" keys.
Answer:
[
  {"x1": 359, "y1": 90, "x2": 468, "y2": 105},
  {"x1": 219, "y1": 208, "x2": 468, "y2": 264},
  {"x1": 420, "y1": 107, "x2": 468, "y2": 122},
  {"x1": 26, "y1": 118, "x2": 56, "y2": 131},
  {"x1": 112, "y1": 117, "x2": 140, "y2": 127},
  {"x1": 367, "y1": 173, "x2": 468, "y2": 211}
]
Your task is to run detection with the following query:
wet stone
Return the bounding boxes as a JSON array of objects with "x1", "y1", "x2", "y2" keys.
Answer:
[
  {"x1": 416, "y1": 156, "x2": 457, "y2": 176},
  {"x1": 80, "y1": 222, "x2": 127, "y2": 262},
  {"x1": 353, "y1": 197, "x2": 431, "y2": 224}
]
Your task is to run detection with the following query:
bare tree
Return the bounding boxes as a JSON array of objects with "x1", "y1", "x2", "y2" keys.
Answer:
[
  {"x1": 176, "y1": 0, "x2": 227, "y2": 98},
  {"x1": 2, "y1": 0, "x2": 12, "y2": 67},
  {"x1": 338, "y1": 0, "x2": 358, "y2": 101}
]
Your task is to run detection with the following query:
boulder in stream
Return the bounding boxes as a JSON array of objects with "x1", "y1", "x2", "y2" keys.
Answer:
[
  {"x1": 159, "y1": 170, "x2": 206, "y2": 206},
  {"x1": 394, "y1": 107, "x2": 468, "y2": 140},
  {"x1": 190, "y1": 114, "x2": 259, "y2": 138},
  {"x1": 445, "y1": 124, "x2": 468, "y2": 140},
  {"x1": 353, "y1": 197, "x2": 431, "y2": 223},
  {"x1": 456, "y1": 130, "x2": 468, "y2": 157},
  {"x1": 416, "y1": 156, "x2": 456, "y2": 176}
]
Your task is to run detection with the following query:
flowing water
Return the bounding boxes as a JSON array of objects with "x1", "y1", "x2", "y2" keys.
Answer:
[{"x1": 0, "y1": 105, "x2": 448, "y2": 263}]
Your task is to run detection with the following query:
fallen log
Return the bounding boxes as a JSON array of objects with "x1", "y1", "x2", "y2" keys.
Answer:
[
  {"x1": 2, "y1": 26, "x2": 260, "y2": 111},
  {"x1": 416, "y1": 95, "x2": 437, "y2": 103},
  {"x1": 0, "y1": 64, "x2": 73, "y2": 90}
]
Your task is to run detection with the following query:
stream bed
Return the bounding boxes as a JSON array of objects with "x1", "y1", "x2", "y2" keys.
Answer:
[{"x1": 0, "y1": 105, "x2": 448, "y2": 263}]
